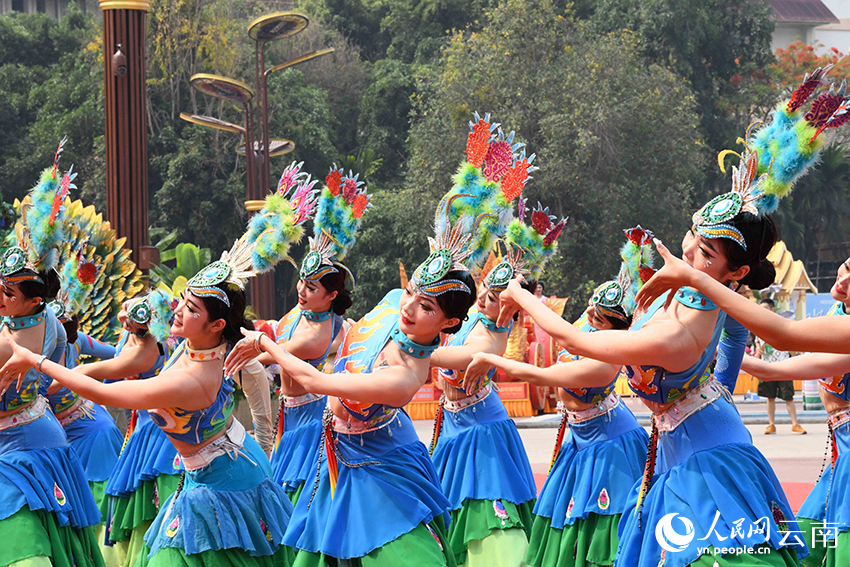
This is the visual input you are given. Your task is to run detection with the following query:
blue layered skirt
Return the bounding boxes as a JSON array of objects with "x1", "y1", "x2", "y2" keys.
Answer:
[
  {"x1": 615, "y1": 394, "x2": 807, "y2": 567},
  {"x1": 527, "y1": 399, "x2": 647, "y2": 566},
  {"x1": 283, "y1": 410, "x2": 453, "y2": 561},
  {"x1": 63, "y1": 402, "x2": 124, "y2": 485},
  {"x1": 269, "y1": 395, "x2": 325, "y2": 499},
  {"x1": 0, "y1": 401, "x2": 104, "y2": 566},
  {"x1": 430, "y1": 387, "x2": 538, "y2": 564}
]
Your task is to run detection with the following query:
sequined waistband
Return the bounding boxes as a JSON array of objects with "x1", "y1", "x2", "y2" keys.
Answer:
[
  {"x1": 442, "y1": 384, "x2": 492, "y2": 413},
  {"x1": 283, "y1": 392, "x2": 325, "y2": 408},
  {"x1": 566, "y1": 392, "x2": 620, "y2": 424},
  {"x1": 180, "y1": 419, "x2": 250, "y2": 471},
  {"x1": 0, "y1": 396, "x2": 48, "y2": 431},
  {"x1": 829, "y1": 407, "x2": 850, "y2": 430},
  {"x1": 57, "y1": 397, "x2": 95, "y2": 426},
  {"x1": 333, "y1": 409, "x2": 399, "y2": 434},
  {"x1": 653, "y1": 379, "x2": 726, "y2": 433}
]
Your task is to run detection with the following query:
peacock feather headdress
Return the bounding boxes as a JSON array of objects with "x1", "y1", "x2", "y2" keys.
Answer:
[
  {"x1": 299, "y1": 164, "x2": 371, "y2": 288},
  {"x1": 484, "y1": 199, "x2": 566, "y2": 291},
  {"x1": 124, "y1": 288, "x2": 175, "y2": 344},
  {"x1": 590, "y1": 226, "x2": 656, "y2": 322},
  {"x1": 694, "y1": 65, "x2": 850, "y2": 249},
  {"x1": 49, "y1": 238, "x2": 100, "y2": 322},
  {"x1": 411, "y1": 193, "x2": 474, "y2": 298},
  {"x1": 186, "y1": 161, "x2": 317, "y2": 306},
  {"x1": 432, "y1": 112, "x2": 538, "y2": 273},
  {"x1": 2, "y1": 139, "x2": 73, "y2": 284}
]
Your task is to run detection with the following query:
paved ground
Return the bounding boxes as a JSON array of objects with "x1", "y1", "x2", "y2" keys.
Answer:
[{"x1": 412, "y1": 395, "x2": 829, "y2": 514}]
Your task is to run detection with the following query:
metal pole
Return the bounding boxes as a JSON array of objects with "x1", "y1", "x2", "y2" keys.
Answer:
[
  {"x1": 260, "y1": 42, "x2": 271, "y2": 194},
  {"x1": 100, "y1": 0, "x2": 157, "y2": 270}
]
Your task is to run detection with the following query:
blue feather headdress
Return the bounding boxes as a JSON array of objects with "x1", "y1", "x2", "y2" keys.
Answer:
[
  {"x1": 694, "y1": 65, "x2": 850, "y2": 250},
  {"x1": 2, "y1": 139, "x2": 73, "y2": 285},
  {"x1": 186, "y1": 161, "x2": 316, "y2": 307},
  {"x1": 299, "y1": 164, "x2": 371, "y2": 289},
  {"x1": 590, "y1": 226, "x2": 656, "y2": 322},
  {"x1": 433, "y1": 112, "x2": 538, "y2": 273},
  {"x1": 125, "y1": 289, "x2": 175, "y2": 344},
  {"x1": 484, "y1": 200, "x2": 566, "y2": 291}
]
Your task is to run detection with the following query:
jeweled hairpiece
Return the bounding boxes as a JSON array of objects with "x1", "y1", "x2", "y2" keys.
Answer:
[
  {"x1": 589, "y1": 226, "x2": 655, "y2": 323},
  {"x1": 694, "y1": 65, "x2": 850, "y2": 249},
  {"x1": 187, "y1": 162, "x2": 316, "y2": 306},
  {"x1": 3, "y1": 138, "x2": 73, "y2": 286},
  {"x1": 485, "y1": 201, "x2": 566, "y2": 291},
  {"x1": 299, "y1": 165, "x2": 371, "y2": 289},
  {"x1": 412, "y1": 204, "x2": 474, "y2": 297},
  {"x1": 125, "y1": 289, "x2": 175, "y2": 343}
]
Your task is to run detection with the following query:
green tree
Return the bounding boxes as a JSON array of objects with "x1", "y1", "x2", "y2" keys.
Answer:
[{"x1": 364, "y1": 0, "x2": 706, "y2": 320}]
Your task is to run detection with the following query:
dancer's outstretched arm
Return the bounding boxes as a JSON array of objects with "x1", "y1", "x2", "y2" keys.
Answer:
[
  {"x1": 464, "y1": 351, "x2": 619, "y2": 391},
  {"x1": 636, "y1": 240, "x2": 850, "y2": 354},
  {"x1": 741, "y1": 352, "x2": 850, "y2": 382},
  {"x1": 226, "y1": 329, "x2": 424, "y2": 408}
]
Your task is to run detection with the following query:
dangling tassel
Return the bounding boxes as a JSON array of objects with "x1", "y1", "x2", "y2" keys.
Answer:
[
  {"x1": 322, "y1": 408, "x2": 339, "y2": 498},
  {"x1": 103, "y1": 496, "x2": 116, "y2": 546},
  {"x1": 274, "y1": 392, "x2": 285, "y2": 452},
  {"x1": 636, "y1": 418, "x2": 659, "y2": 531},
  {"x1": 119, "y1": 410, "x2": 138, "y2": 454},
  {"x1": 823, "y1": 421, "x2": 838, "y2": 513},
  {"x1": 429, "y1": 394, "x2": 446, "y2": 457},
  {"x1": 830, "y1": 421, "x2": 839, "y2": 470},
  {"x1": 549, "y1": 411, "x2": 567, "y2": 473}
]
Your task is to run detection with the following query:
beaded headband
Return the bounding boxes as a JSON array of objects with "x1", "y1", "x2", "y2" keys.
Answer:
[
  {"x1": 412, "y1": 208, "x2": 473, "y2": 297},
  {"x1": 590, "y1": 226, "x2": 656, "y2": 322},
  {"x1": 124, "y1": 289, "x2": 174, "y2": 343},
  {"x1": 694, "y1": 65, "x2": 850, "y2": 250}
]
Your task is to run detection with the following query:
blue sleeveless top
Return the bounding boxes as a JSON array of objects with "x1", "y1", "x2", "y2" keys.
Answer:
[
  {"x1": 48, "y1": 332, "x2": 118, "y2": 414},
  {"x1": 624, "y1": 289, "x2": 726, "y2": 404},
  {"x1": 274, "y1": 306, "x2": 343, "y2": 369},
  {"x1": 1, "y1": 307, "x2": 66, "y2": 412},
  {"x1": 555, "y1": 313, "x2": 617, "y2": 404},
  {"x1": 819, "y1": 301, "x2": 850, "y2": 401},
  {"x1": 334, "y1": 289, "x2": 406, "y2": 423},
  {"x1": 438, "y1": 310, "x2": 511, "y2": 391},
  {"x1": 148, "y1": 342, "x2": 235, "y2": 445}
]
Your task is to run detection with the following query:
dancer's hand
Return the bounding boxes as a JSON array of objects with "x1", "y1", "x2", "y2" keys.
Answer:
[
  {"x1": 225, "y1": 328, "x2": 268, "y2": 376},
  {"x1": 0, "y1": 338, "x2": 38, "y2": 397},
  {"x1": 462, "y1": 352, "x2": 491, "y2": 395},
  {"x1": 497, "y1": 279, "x2": 524, "y2": 328},
  {"x1": 635, "y1": 239, "x2": 697, "y2": 312}
]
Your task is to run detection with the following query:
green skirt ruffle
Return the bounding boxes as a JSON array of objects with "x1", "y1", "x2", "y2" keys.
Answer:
[
  {"x1": 0, "y1": 506, "x2": 105, "y2": 567},
  {"x1": 796, "y1": 518, "x2": 849, "y2": 567},
  {"x1": 90, "y1": 480, "x2": 108, "y2": 517},
  {"x1": 104, "y1": 474, "x2": 181, "y2": 542},
  {"x1": 447, "y1": 499, "x2": 534, "y2": 565},
  {"x1": 689, "y1": 544, "x2": 801, "y2": 566},
  {"x1": 291, "y1": 518, "x2": 456, "y2": 567},
  {"x1": 136, "y1": 543, "x2": 296, "y2": 567},
  {"x1": 526, "y1": 512, "x2": 619, "y2": 567},
  {"x1": 287, "y1": 482, "x2": 305, "y2": 507}
]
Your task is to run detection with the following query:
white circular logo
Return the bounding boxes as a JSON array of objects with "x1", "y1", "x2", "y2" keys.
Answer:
[{"x1": 655, "y1": 513, "x2": 695, "y2": 553}]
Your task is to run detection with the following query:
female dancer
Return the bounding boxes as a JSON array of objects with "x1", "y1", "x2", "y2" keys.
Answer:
[
  {"x1": 642, "y1": 258, "x2": 850, "y2": 567},
  {"x1": 486, "y1": 77, "x2": 842, "y2": 564},
  {"x1": 429, "y1": 203, "x2": 562, "y2": 565},
  {"x1": 226, "y1": 212, "x2": 477, "y2": 566},
  {"x1": 261, "y1": 163, "x2": 365, "y2": 503},
  {"x1": 0, "y1": 145, "x2": 105, "y2": 567},
  {"x1": 47, "y1": 260, "x2": 125, "y2": 563},
  {"x1": 0, "y1": 174, "x2": 316, "y2": 565},
  {"x1": 467, "y1": 228, "x2": 653, "y2": 567}
]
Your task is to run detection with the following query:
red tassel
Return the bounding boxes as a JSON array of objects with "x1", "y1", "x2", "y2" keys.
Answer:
[
  {"x1": 274, "y1": 394, "x2": 285, "y2": 452},
  {"x1": 429, "y1": 397, "x2": 445, "y2": 457},
  {"x1": 120, "y1": 410, "x2": 138, "y2": 454},
  {"x1": 324, "y1": 421, "x2": 339, "y2": 498},
  {"x1": 549, "y1": 413, "x2": 567, "y2": 473}
]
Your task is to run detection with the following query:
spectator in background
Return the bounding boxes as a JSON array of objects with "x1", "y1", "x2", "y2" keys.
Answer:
[{"x1": 754, "y1": 298, "x2": 806, "y2": 435}]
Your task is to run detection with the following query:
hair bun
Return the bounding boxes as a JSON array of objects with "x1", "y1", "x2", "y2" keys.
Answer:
[{"x1": 740, "y1": 258, "x2": 775, "y2": 291}]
